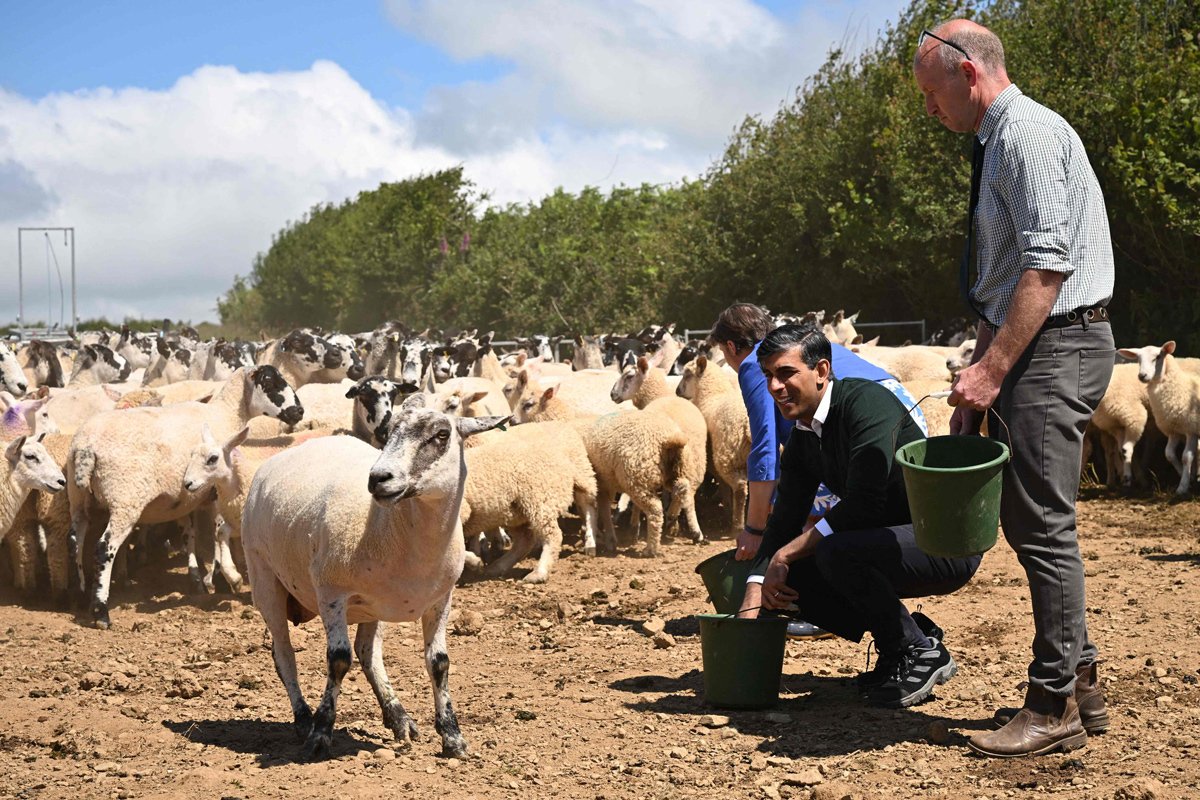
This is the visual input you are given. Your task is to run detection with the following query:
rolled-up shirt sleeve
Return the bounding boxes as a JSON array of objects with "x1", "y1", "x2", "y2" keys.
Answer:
[
  {"x1": 740, "y1": 361, "x2": 780, "y2": 481},
  {"x1": 996, "y1": 120, "x2": 1074, "y2": 276}
]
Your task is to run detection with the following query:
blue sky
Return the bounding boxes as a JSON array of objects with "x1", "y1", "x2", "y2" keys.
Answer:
[{"x1": 0, "y1": 1, "x2": 906, "y2": 324}]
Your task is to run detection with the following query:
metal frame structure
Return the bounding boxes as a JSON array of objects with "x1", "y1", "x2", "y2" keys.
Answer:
[{"x1": 16, "y1": 226, "x2": 76, "y2": 340}]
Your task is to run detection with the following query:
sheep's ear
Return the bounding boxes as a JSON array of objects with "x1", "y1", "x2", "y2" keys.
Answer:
[
  {"x1": 851, "y1": 334, "x2": 864, "y2": 345},
  {"x1": 696, "y1": 355, "x2": 708, "y2": 372},
  {"x1": 865, "y1": 336, "x2": 880, "y2": 346},
  {"x1": 1116, "y1": 348, "x2": 1139, "y2": 361},
  {"x1": 516, "y1": 352, "x2": 527, "y2": 366},
  {"x1": 201, "y1": 423, "x2": 217, "y2": 447},
  {"x1": 345, "y1": 383, "x2": 361, "y2": 399},
  {"x1": 1163, "y1": 341, "x2": 1177, "y2": 355},
  {"x1": 848, "y1": 310, "x2": 861, "y2": 324},
  {"x1": 224, "y1": 425, "x2": 251, "y2": 453},
  {"x1": 516, "y1": 369, "x2": 529, "y2": 389},
  {"x1": 156, "y1": 338, "x2": 170, "y2": 357},
  {"x1": 541, "y1": 385, "x2": 557, "y2": 402},
  {"x1": 637, "y1": 355, "x2": 649, "y2": 373},
  {"x1": 102, "y1": 385, "x2": 122, "y2": 402},
  {"x1": 5, "y1": 435, "x2": 26, "y2": 465},
  {"x1": 455, "y1": 415, "x2": 510, "y2": 439},
  {"x1": 0, "y1": 391, "x2": 12, "y2": 411},
  {"x1": 468, "y1": 390, "x2": 490, "y2": 404}
]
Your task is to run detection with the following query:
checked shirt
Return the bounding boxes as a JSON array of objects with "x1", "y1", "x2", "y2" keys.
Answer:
[{"x1": 970, "y1": 84, "x2": 1114, "y2": 327}]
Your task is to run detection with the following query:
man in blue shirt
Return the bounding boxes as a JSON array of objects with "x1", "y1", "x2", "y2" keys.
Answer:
[{"x1": 709, "y1": 304, "x2": 927, "y2": 639}]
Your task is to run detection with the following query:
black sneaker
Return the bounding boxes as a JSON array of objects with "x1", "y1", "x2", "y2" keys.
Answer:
[
  {"x1": 855, "y1": 643, "x2": 900, "y2": 694},
  {"x1": 865, "y1": 637, "x2": 958, "y2": 708},
  {"x1": 910, "y1": 610, "x2": 944, "y2": 643}
]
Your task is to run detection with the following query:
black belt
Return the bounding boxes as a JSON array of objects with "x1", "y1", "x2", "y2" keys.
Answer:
[{"x1": 1042, "y1": 304, "x2": 1109, "y2": 330}]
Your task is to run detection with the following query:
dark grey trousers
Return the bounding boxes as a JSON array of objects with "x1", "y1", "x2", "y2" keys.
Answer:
[{"x1": 990, "y1": 322, "x2": 1114, "y2": 697}]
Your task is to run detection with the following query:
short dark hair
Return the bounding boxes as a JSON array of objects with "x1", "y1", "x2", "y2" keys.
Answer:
[
  {"x1": 709, "y1": 303, "x2": 772, "y2": 352},
  {"x1": 758, "y1": 325, "x2": 831, "y2": 369}
]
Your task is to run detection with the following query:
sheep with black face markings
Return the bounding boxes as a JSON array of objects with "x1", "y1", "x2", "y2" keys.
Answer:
[
  {"x1": 240, "y1": 392, "x2": 506, "y2": 760},
  {"x1": 67, "y1": 365, "x2": 304, "y2": 628}
]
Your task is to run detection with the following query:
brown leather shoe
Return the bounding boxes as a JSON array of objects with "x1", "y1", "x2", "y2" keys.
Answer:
[
  {"x1": 992, "y1": 662, "x2": 1109, "y2": 734},
  {"x1": 969, "y1": 686, "x2": 1088, "y2": 758}
]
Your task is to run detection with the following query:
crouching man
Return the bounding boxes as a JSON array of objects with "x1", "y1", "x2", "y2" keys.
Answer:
[{"x1": 737, "y1": 325, "x2": 982, "y2": 707}]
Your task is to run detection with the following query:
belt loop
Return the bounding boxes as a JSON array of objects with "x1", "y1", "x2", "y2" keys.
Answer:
[{"x1": 1081, "y1": 311, "x2": 1089, "y2": 331}]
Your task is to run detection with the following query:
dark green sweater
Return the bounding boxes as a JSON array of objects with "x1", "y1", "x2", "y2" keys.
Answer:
[{"x1": 751, "y1": 378, "x2": 925, "y2": 578}]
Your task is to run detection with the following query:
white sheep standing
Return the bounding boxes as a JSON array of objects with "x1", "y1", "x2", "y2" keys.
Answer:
[
  {"x1": 1117, "y1": 341, "x2": 1200, "y2": 495},
  {"x1": 67, "y1": 365, "x2": 305, "y2": 628},
  {"x1": 1084, "y1": 363, "x2": 1151, "y2": 487},
  {"x1": 0, "y1": 342, "x2": 30, "y2": 397},
  {"x1": 0, "y1": 435, "x2": 67, "y2": 595},
  {"x1": 240, "y1": 392, "x2": 506, "y2": 760},
  {"x1": 675, "y1": 355, "x2": 750, "y2": 536}
]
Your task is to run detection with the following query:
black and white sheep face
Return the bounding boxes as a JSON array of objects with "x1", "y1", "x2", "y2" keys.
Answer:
[
  {"x1": 247, "y1": 365, "x2": 304, "y2": 425},
  {"x1": 73, "y1": 344, "x2": 131, "y2": 384},
  {"x1": 399, "y1": 340, "x2": 432, "y2": 391},
  {"x1": 1118, "y1": 342, "x2": 1174, "y2": 384},
  {"x1": 0, "y1": 342, "x2": 29, "y2": 397},
  {"x1": 368, "y1": 394, "x2": 507, "y2": 504},
  {"x1": 347, "y1": 376, "x2": 405, "y2": 446},
  {"x1": 5, "y1": 434, "x2": 67, "y2": 493},
  {"x1": 279, "y1": 329, "x2": 330, "y2": 369},
  {"x1": 116, "y1": 330, "x2": 153, "y2": 370},
  {"x1": 210, "y1": 341, "x2": 256, "y2": 381},
  {"x1": 320, "y1": 333, "x2": 366, "y2": 381}
]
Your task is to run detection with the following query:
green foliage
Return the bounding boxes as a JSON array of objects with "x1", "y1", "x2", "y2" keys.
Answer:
[{"x1": 221, "y1": 0, "x2": 1199, "y2": 349}]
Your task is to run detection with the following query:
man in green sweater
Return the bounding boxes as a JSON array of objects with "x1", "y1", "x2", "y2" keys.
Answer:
[{"x1": 737, "y1": 325, "x2": 982, "y2": 707}]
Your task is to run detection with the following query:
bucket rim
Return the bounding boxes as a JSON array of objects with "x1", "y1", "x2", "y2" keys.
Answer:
[
  {"x1": 694, "y1": 548, "x2": 739, "y2": 575},
  {"x1": 696, "y1": 613, "x2": 791, "y2": 625},
  {"x1": 897, "y1": 435, "x2": 1010, "y2": 474}
]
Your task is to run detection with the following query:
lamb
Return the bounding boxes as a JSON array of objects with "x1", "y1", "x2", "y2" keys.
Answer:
[
  {"x1": 458, "y1": 423, "x2": 597, "y2": 583},
  {"x1": 675, "y1": 355, "x2": 751, "y2": 535},
  {"x1": 945, "y1": 339, "x2": 977, "y2": 375},
  {"x1": 0, "y1": 392, "x2": 58, "y2": 439},
  {"x1": 514, "y1": 379, "x2": 690, "y2": 557},
  {"x1": 0, "y1": 435, "x2": 68, "y2": 588},
  {"x1": 141, "y1": 338, "x2": 193, "y2": 386},
  {"x1": 823, "y1": 310, "x2": 860, "y2": 345},
  {"x1": 240, "y1": 393, "x2": 506, "y2": 760},
  {"x1": 67, "y1": 365, "x2": 305, "y2": 628},
  {"x1": 347, "y1": 376, "x2": 406, "y2": 446},
  {"x1": 436, "y1": 377, "x2": 508, "y2": 417},
  {"x1": 18, "y1": 340, "x2": 66, "y2": 389},
  {"x1": 0, "y1": 341, "x2": 30, "y2": 396},
  {"x1": 503, "y1": 368, "x2": 625, "y2": 416},
  {"x1": 1083, "y1": 363, "x2": 1151, "y2": 487},
  {"x1": 1117, "y1": 341, "x2": 1200, "y2": 495},
  {"x1": 6, "y1": 432, "x2": 73, "y2": 601},
  {"x1": 182, "y1": 424, "x2": 336, "y2": 594},
  {"x1": 610, "y1": 356, "x2": 706, "y2": 540},
  {"x1": 257, "y1": 329, "x2": 358, "y2": 389}
]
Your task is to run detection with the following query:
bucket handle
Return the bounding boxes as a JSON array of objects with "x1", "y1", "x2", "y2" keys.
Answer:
[{"x1": 890, "y1": 390, "x2": 1012, "y2": 455}]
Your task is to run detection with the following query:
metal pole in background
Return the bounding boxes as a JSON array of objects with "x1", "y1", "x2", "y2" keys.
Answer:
[
  {"x1": 69, "y1": 226, "x2": 76, "y2": 335},
  {"x1": 17, "y1": 230, "x2": 24, "y2": 339}
]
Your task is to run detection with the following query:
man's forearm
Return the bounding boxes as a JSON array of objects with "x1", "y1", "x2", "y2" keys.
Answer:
[
  {"x1": 976, "y1": 270, "x2": 1065, "y2": 382},
  {"x1": 746, "y1": 480, "x2": 776, "y2": 530},
  {"x1": 769, "y1": 527, "x2": 819, "y2": 567}
]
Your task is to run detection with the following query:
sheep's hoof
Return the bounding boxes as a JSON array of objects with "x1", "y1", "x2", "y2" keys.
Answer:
[
  {"x1": 583, "y1": 544, "x2": 597, "y2": 557},
  {"x1": 521, "y1": 572, "x2": 549, "y2": 585},
  {"x1": 91, "y1": 603, "x2": 111, "y2": 630},
  {"x1": 301, "y1": 729, "x2": 332, "y2": 761},
  {"x1": 440, "y1": 736, "x2": 468, "y2": 758},
  {"x1": 227, "y1": 578, "x2": 243, "y2": 594},
  {"x1": 293, "y1": 707, "x2": 314, "y2": 742},
  {"x1": 383, "y1": 703, "x2": 419, "y2": 743},
  {"x1": 636, "y1": 547, "x2": 659, "y2": 559}
]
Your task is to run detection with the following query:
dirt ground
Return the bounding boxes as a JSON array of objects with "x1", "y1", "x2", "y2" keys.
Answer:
[{"x1": 0, "y1": 490, "x2": 1197, "y2": 800}]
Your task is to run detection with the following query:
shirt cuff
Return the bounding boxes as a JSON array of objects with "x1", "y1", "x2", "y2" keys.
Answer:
[
  {"x1": 814, "y1": 517, "x2": 835, "y2": 537},
  {"x1": 746, "y1": 575, "x2": 765, "y2": 585}
]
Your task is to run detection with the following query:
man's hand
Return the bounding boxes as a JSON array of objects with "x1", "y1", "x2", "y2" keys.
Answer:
[
  {"x1": 734, "y1": 528, "x2": 762, "y2": 561},
  {"x1": 761, "y1": 559, "x2": 798, "y2": 610},
  {"x1": 948, "y1": 360, "x2": 1002, "y2": 412},
  {"x1": 949, "y1": 405, "x2": 983, "y2": 436}
]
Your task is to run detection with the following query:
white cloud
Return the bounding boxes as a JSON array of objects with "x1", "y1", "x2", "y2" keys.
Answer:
[{"x1": 0, "y1": 2, "x2": 904, "y2": 324}]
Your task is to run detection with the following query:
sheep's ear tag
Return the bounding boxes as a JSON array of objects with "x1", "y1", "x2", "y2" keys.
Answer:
[{"x1": 495, "y1": 421, "x2": 508, "y2": 432}]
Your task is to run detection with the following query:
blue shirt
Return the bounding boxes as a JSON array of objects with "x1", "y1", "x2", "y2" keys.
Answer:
[{"x1": 739, "y1": 342, "x2": 896, "y2": 481}]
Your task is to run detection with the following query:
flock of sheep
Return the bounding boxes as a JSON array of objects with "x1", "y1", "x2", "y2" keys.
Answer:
[{"x1": 0, "y1": 311, "x2": 1197, "y2": 759}]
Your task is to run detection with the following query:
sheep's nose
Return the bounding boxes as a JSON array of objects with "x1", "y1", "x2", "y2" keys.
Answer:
[
  {"x1": 16, "y1": 382, "x2": 28, "y2": 393},
  {"x1": 349, "y1": 362, "x2": 365, "y2": 380},
  {"x1": 280, "y1": 404, "x2": 304, "y2": 425},
  {"x1": 56, "y1": 478, "x2": 66, "y2": 488},
  {"x1": 368, "y1": 471, "x2": 391, "y2": 494}
]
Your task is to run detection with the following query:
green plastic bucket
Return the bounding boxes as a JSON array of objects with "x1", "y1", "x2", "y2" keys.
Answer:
[
  {"x1": 698, "y1": 614, "x2": 790, "y2": 709},
  {"x1": 896, "y1": 434, "x2": 1010, "y2": 558},
  {"x1": 694, "y1": 549, "x2": 755, "y2": 615}
]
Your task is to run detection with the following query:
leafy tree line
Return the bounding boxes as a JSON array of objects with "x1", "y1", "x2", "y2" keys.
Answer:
[{"x1": 219, "y1": 0, "x2": 1199, "y2": 349}]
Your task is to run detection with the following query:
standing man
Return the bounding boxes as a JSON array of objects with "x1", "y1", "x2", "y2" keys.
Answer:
[{"x1": 914, "y1": 20, "x2": 1115, "y2": 757}]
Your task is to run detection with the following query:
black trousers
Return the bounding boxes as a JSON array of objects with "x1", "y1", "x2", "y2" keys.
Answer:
[{"x1": 779, "y1": 524, "x2": 981, "y2": 655}]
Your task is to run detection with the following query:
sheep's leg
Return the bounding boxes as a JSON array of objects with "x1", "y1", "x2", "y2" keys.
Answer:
[
  {"x1": 421, "y1": 591, "x2": 468, "y2": 757},
  {"x1": 354, "y1": 621, "x2": 419, "y2": 745},
  {"x1": 523, "y1": 515, "x2": 562, "y2": 584},
  {"x1": 681, "y1": 482, "x2": 703, "y2": 544},
  {"x1": 595, "y1": 488, "x2": 618, "y2": 555},
  {"x1": 730, "y1": 477, "x2": 748, "y2": 536},
  {"x1": 631, "y1": 491, "x2": 665, "y2": 559},
  {"x1": 245, "y1": 554, "x2": 311, "y2": 742},
  {"x1": 1177, "y1": 435, "x2": 1197, "y2": 495},
  {"x1": 1119, "y1": 429, "x2": 1138, "y2": 488},
  {"x1": 574, "y1": 488, "x2": 599, "y2": 558},
  {"x1": 89, "y1": 513, "x2": 139, "y2": 630},
  {"x1": 182, "y1": 517, "x2": 208, "y2": 594},
  {"x1": 483, "y1": 525, "x2": 535, "y2": 580},
  {"x1": 304, "y1": 591, "x2": 352, "y2": 761},
  {"x1": 214, "y1": 520, "x2": 244, "y2": 593},
  {"x1": 67, "y1": 507, "x2": 87, "y2": 606},
  {"x1": 1164, "y1": 435, "x2": 1183, "y2": 475}
]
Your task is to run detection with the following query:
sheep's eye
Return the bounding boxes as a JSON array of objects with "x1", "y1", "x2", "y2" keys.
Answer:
[
  {"x1": 23, "y1": 453, "x2": 37, "y2": 462},
  {"x1": 436, "y1": 429, "x2": 450, "y2": 442},
  {"x1": 522, "y1": 400, "x2": 535, "y2": 410},
  {"x1": 206, "y1": 455, "x2": 219, "y2": 467}
]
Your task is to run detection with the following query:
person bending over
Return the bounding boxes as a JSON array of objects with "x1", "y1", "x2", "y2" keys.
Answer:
[{"x1": 737, "y1": 325, "x2": 981, "y2": 707}]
